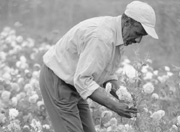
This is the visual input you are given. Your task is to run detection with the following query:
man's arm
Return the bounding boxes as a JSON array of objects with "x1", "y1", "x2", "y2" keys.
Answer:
[
  {"x1": 89, "y1": 86, "x2": 137, "y2": 118},
  {"x1": 74, "y1": 37, "x2": 137, "y2": 118}
]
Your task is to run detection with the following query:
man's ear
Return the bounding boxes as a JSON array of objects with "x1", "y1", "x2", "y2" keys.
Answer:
[{"x1": 125, "y1": 18, "x2": 131, "y2": 27}]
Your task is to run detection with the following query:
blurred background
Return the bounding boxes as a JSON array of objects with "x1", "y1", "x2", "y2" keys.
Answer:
[{"x1": 0, "y1": 0, "x2": 180, "y2": 68}]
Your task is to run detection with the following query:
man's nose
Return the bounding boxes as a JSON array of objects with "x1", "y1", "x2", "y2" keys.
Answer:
[{"x1": 135, "y1": 36, "x2": 142, "y2": 43}]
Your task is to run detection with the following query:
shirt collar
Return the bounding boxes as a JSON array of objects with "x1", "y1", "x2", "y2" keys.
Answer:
[{"x1": 115, "y1": 15, "x2": 124, "y2": 46}]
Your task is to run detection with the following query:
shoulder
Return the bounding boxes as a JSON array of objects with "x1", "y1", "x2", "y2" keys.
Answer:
[{"x1": 97, "y1": 28, "x2": 114, "y2": 44}]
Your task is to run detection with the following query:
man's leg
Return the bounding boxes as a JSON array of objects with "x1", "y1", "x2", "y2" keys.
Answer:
[
  {"x1": 39, "y1": 65, "x2": 84, "y2": 132},
  {"x1": 78, "y1": 99, "x2": 97, "y2": 132}
]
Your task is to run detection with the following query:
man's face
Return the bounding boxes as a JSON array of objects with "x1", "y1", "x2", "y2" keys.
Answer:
[{"x1": 122, "y1": 21, "x2": 147, "y2": 46}]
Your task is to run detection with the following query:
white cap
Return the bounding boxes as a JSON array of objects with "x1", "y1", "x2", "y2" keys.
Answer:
[{"x1": 125, "y1": 1, "x2": 158, "y2": 39}]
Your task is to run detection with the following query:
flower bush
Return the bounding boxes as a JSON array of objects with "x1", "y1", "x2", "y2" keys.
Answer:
[
  {"x1": 0, "y1": 27, "x2": 53, "y2": 132},
  {"x1": 0, "y1": 27, "x2": 180, "y2": 132}
]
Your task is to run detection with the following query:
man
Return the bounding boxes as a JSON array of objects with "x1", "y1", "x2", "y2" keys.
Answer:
[{"x1": 39, "y1": 1, "x2": 158, "y2": 132}]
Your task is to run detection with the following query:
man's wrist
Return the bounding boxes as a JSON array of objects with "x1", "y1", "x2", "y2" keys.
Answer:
[{"x1": 89, "y1": 87, "x2": 119, "y2": 112}]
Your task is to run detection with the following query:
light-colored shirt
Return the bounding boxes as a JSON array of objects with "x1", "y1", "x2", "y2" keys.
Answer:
[{"x1": 43, "y1": 15, "x2": 124, "y2": 100}]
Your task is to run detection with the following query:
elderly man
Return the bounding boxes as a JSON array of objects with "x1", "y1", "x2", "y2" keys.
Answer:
[{"x1": 39, "y1": 1, "x2": 158, "y2": 132}]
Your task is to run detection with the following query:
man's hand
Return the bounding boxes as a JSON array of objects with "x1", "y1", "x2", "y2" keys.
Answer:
[{"x1": 115, "y1": 104, "x2": 137, "y2": 118}]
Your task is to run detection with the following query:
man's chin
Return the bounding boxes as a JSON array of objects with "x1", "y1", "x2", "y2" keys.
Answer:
[{"x1": 125, "y1": 40, "x2": 138, "y2": 46}]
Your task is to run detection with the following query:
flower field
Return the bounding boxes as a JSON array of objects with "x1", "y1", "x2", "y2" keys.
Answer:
[{"x1": 0, "y1": 27, "x2": 180, "y2": 132}]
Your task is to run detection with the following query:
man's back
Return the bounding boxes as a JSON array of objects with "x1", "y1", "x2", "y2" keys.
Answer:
[{"x1": 43, "y1": 16, "x2": 119, "y2": 87}]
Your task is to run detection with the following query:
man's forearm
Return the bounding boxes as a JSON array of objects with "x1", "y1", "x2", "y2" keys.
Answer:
[
  {"x1": 89, "y1": 87, "x2": 119, "y2": 113},
  {"x1": 89, "y1": 87, "x2": 137, "y2": 118}
]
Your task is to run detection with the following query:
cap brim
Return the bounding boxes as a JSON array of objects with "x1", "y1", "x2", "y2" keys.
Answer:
[{"x1": 142, "y1": 24, "x2": 159, "y2": 39}]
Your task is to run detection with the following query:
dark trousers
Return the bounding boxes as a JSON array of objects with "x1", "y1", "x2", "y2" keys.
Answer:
[{"x1": 39, "y1": 64, "x2": 96, "y2": 132}]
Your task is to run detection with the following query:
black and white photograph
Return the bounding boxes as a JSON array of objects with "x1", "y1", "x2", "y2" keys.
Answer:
[{"x1": 0, "y1": 0, "x2": 180, "y2": 132}]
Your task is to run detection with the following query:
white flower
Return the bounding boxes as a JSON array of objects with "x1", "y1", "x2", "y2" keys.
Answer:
[
  {"x1": 170, "y1": 125, "x2": 178, "y2": 132},
  {"x1": 27, "y1": 38, "x2": 35, "y2": 47},
  {"x1": 122, "y1": 58, "x2": 131, "y2": 65},
  {"x1": 151, "y1": 93, "x2": 159, "y2": 100},
  {"x1": 16, "y1": 92, "x2": 26, "y2": 101},
  {"x1": 1, "y1": 90, "x2": 11, "y2": 102},
  {"x1": 95, "y1": 125, "x2": 101, "y2": 132},
  {"x1": 143, "y1": 107, "x2": 149, "y2": 113},
  {"x1": 30, "y1": 53, "x2": 36, "y2": 60},
  {"x1": 143, "y1": 82, "x2": 154, "y2": 94},
  {"x1": 16, "y1": 61, "x2": 28, "y2": 69},
  {"x1": 30, "y1": 78, "x2": 39, "y2": 89},
  {"x1": 16, "y1": 61, "x2": 21, "y2": 68},
  {"x1": 124, "y1": 124, "x2": 133, "y2": 131},
  {"x1": 43, "y1": 124, "x2": 50, "y2": 129},
  {"x1": 14, "y1": 21, "x2": 22, "y2": 27},
  {"x1": 31, "y1": 119, "x2": 42, "y2": 131},
  {"x1": 9, "y1": 108, "x2": 19, "y2": 119},
  {"x1": 17, "y1": 78, "x2": 24, "y2": 86},
  {"x1": 143, "y1": 71, "x2": 153, "y2": 80},
  {"x1": 10, "y1": 83, "x2": 20, "y2": 92},
  {"x1": 24, "y1": 83, "x2": 33, "y2": 92},
  {"x1": 123, "y1": 64, "x2": 137, "y2": 79},
  {"x1": 29, "y1": 94, "x2": 39, "y2": 103},
  {"x1": 116, "y1": 67, "x2": 123, "y2": 75},
  {"x1": 16, "y1": 35, "x2": 23, "y2": 43},
  {"x1": 10, "y1": 69, "x2": 18, "y2": 76},
  {"x1": 6, "y1": 28, "x2": 15, "y2": 35},
  {"x1": 109, "y1": 118, "x2": 118, "y2": 126},
  {"x1": 116, "y1": 86, "x2": 133, "y2": 103},
  {"x1": 106, "y1": 126, "x2": 112, "y2": 132},
  {"x1": 153, "y1": 70, "x2": 159, "y2": 76},
  {"x1": 7, "y1": 120, "x2": 21, "y2": 131},
  {"x1": 146, "y1": 59, "x2": 152, "y2": 63},
  {"x1": 3, "y1": 26, "x2": 11, "y2": 33},
  {"x1": 164, "y1": 66, "x2": 170, "y2": 72},
  {"x1": 32, "y1": 71, "x2": 40, "y2": 79},
  {"x1": 177, "y1": 116, "x2": 180, "y2": 126},
  {"x1": 27, "y1": 90, "x2": 36, "y2": 97},
  {"x1": 3, "y1": 66, "x2": 11, "y2": 72},
  {"x1": 21, "y1": 63, "x2": 28, "y2": 69},
  {"x1": 158, "y1": 75, "x2": 169, "y2": 83},
  {"x1": 37, "y1": 100, "x2": 44, "y2": 110},
  {"x1": 105, "y1": 82, "x2": 112, "y2": 94},
  {"x1": 101, "y1": 110, "x2": 113, "y2": 118},
  {"x1": 107, "y1": 126, "x2": 117, "y2": 132},
  {"x1": 2, "y1": 73, "x2": 11, "y2": 81},
  {"x1": 167, "y1": 72, "x2": 173, "y2": 77},
  {"x1": 169, "y1": 86, "x2": 176, "y2": 93},
  {"x1": 6, "y1": 35, "x2": 16, "y2": 44},
  {"x1": 117, "y1": 124, "x2": 126, "y2": 131},
  {"x1": 22, "y1": 41, "x2": 29, "y2": 47},
  {"x1": 11, "y1": 97, "x2": 18, "y2": 106},
  {"x1": 0, "y1": 113, "x2": 6, "y2": 123},
  {"x1": 0, "y1": 51, "x2": 6, "y2": 61},
  {"x1": 20, "y1": 56, "x2": 27, "y2": 63},
  {"x1": 150, "y1": 110, "x2": 165, "y2": 121},
  {"x1": 141, "y1": 65, "x2": 149, "y2": 73},
  {"x1": 33, "y1": 63, "x2": 41, "y2": 71},
  {"x1": 11, "y1": 41, "x2": 17, "y2": 48},
  {"x1": 23, "y1": 125, "x2": 30, "y2": 131}
]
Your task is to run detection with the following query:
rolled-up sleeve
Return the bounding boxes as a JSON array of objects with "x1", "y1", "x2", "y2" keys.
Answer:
[{"x1": 74, "y1": 37, "x2": 112, "y2": 99}]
